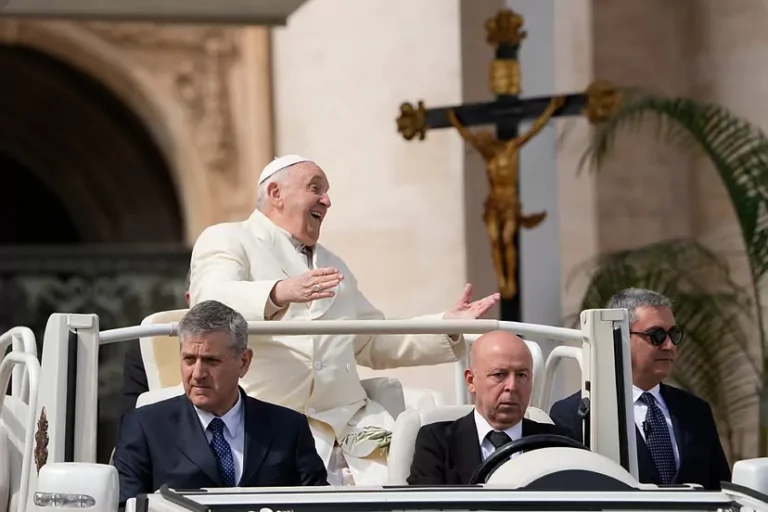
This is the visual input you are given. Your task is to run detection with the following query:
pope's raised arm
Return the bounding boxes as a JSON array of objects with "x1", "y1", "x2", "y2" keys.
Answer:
[{"x1": 351, "y1": 284, "x2": 466, "y2": 369}]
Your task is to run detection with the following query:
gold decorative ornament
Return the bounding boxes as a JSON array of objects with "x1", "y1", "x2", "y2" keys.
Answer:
[
  {"x1": 34, "y1": 407, "x2": 49, "y2": 473},
  {"x1": 583, "y1": 80, "x2": 622, "y2": 123},
  {"x1": 448, "y1": 96, "x2": 566, "y2": 298},
  {"x1": 395, "y1": 7, "x2": 616, "y2": 305},
  {"x1": 396, "y1": 101, "x2": 427, "y2": 141},
  {"x1": 485, "y1": 9, "x2": 527, "y2": 47},
  {"x1": 489, "y1": 59, "x2": 521, "y2": 96}
]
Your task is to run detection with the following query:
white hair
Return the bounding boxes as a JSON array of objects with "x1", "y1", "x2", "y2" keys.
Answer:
[{"x1": 255, "y1": 167, "x2": 290, "y2": 212}]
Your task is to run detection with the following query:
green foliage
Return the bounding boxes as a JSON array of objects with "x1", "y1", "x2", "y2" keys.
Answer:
[
  {"x1": 575, "y1": 90, "x2": 768, "y2": 454},
  {"x1": 581, "y1": 92, "x2": 768, "y2": 287}
]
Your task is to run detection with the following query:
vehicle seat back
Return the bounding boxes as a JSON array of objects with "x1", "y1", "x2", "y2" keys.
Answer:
[{"x1": 139, "y1": 309, "x2": 188, "y2": 390}]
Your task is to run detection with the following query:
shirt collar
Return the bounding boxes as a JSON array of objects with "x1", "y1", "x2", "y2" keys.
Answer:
[
  {"x1": 633, "y1": 383, "x2": 668, "y2": 411},
  {"x1": 473, "y1": 408, "x2": 523, "y2": 444},
  {"x1": 195, "y1": 392, "x2": 243, "y2": 436}
]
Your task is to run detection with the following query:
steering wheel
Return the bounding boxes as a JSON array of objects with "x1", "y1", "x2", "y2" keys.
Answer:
[{"x1": 469, "y1": 434, "x2": 589, "y2": 484}]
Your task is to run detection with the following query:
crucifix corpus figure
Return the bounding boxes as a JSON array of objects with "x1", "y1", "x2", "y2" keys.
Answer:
[
  {"x1": 447, "y1": 96, "x2": 565, "y2": 298},
  {"x1": 395, "y1": 8, "x2": 621, "y2": 320}
]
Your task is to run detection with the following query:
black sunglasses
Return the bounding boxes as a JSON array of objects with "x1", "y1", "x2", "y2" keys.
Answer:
[{"x1": 630, "y1": 326, "x2": 684, "y2": 347}]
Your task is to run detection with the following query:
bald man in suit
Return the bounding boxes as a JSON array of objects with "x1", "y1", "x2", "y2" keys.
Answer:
[{"x1": 408, "y1": 331, "x2": 570, "y2": 485}]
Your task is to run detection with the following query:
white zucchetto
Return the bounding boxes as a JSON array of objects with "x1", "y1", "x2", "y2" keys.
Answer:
[{"x1": 258, "y1": 155, "x2": 313, "y2": 184}]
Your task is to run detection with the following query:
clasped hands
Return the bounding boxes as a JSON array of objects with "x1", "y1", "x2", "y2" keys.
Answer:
[{"x1": 270, "y1": 268, "x2": 500, "y2": 320}]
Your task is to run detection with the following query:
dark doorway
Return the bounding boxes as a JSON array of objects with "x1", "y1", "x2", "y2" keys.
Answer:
[
  {"x1": 0, "y1": 45, "x2": 190, "y2": 463},
  {"x1": 0, "y1": 151, "x2": 81, "y2": 244}
]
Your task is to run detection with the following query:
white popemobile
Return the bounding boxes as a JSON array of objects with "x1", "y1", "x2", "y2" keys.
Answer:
[{"x1": 2, "y1": 308, "x2": 768, "y2": 512}]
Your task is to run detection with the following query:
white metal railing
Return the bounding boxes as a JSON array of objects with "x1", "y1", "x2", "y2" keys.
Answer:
[
  {"x1": 0, "y1": 351, "x2": 41, "y2": 512},
  {"x1": 98, "y1": 318, "x2": 583, "y2": 407},
  {"x1": 98, "y1": 319, "x2": 583, "y2": 345},
  {"x1": 40, "y1": 309, "x2": 633, "y2": 476},
  {"x1": 0, "y1": 327, "x2": 37, "y2": 402}
]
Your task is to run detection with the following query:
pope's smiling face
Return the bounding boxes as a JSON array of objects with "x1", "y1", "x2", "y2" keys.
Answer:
[{"x1": 267, "y1": 162, "x2": 331, "y2": 246}]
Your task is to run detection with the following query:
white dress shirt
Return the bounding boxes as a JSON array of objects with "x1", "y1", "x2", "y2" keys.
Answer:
[
  {"x1": 194, "y1": 393, "x2": 246, "y2": 484},
  {"x1": 473, "y1": 409, "x2": 523, "y2": 460},
  {"x1": 633, "y1": 384, "x2": 680, "y2": 468}
]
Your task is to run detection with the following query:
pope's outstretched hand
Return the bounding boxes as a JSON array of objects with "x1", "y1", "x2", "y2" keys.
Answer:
[
  {"x1": 443, "y1": 283, "x2": 501, "y2": 320},
  {"x1": 271, "y1": 267, "x2": 344, "y2": 306}
]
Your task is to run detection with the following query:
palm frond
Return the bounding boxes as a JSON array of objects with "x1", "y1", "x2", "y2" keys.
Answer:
[
  {"x1": 580, "y1": 92, "x2": 768, "y2": 283},
  {"x1": 341, "y1": 426, "x2": 391, "y2": 456},
  {"x1": 571, "y1": 238, "x2": 759, "y2": 424}
]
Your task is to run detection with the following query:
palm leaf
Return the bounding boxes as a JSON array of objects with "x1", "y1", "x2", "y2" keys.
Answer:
[
  {"x1": 570, "y1": 238, "x2": 759, "y2": 429},
  {"x1": 575, "y1": 90, "x2": 768, "y2": 453},
  {"x1": 580, "y1": 91, "x2": 768, "y2": 287}
]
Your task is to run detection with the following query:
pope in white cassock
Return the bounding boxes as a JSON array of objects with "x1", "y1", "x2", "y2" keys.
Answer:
[{"x1": 189, "y1": 155, "x2": 500, "y2": 484}]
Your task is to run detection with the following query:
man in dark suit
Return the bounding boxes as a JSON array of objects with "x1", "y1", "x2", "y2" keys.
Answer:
[
  {"x1": 549, "y1": 288, "x2": 731, "y2": 490},
  {"x1": 113, "y1": 300, "x2": 328, "y2": 505},
  {"x1": 120, "y1": 270, "x2": 191, "y2": 416},
  {"x1": 407, "y1": 331, "x2": 571, "y2": 485}
]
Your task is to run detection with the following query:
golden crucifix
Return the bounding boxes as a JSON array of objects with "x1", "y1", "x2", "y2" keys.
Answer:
[
  {"x1": 396, "y1": 8, "x2": 621, "y2": 308},
  {"x1": 447, "y1": 96, "x2": 565, "y2": 298}
]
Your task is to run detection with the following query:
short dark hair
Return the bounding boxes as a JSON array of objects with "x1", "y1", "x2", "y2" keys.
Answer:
[
  {"x1": 607, "y1": 288, "x2": 673, "y2": 325},
  {"x1": 178, "y1": 300, "x2": 248, "y2": 353}
]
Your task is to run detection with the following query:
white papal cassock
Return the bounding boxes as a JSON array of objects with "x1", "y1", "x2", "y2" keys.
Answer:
[{"x1": 189, "y1": 208, "x2": 466, "y2": 484}]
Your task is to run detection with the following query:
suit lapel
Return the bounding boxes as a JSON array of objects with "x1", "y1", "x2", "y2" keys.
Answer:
[
  {"x1": 239, "y1": 395, "x2": 277, "y2": 485},
  {"x1": 247, "y1": 210, "x2": 311, "y2": 282},
  {"x1": 660, "y1": 384, "x2": 690, "y2": 481},
  {"x1": 452, "y1": 413, "x2": 482, "y2": 484},
  {"x1": 635, "y1": 427, "x2": 660, "y2": 484},
  {"x1": 174, "y1": 397, "x2": 222, "y2": 485},
  {"x1": 308, "y1": 244, "x2": 338, "y2": 319},
  {"x1": 521, "y1": 418, "x2": 541, "y2": 436}
]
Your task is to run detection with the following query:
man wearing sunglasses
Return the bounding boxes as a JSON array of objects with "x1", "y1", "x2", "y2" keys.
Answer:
[{"x1": 549, "y1": 288, "x2": 731, "y2": 490}]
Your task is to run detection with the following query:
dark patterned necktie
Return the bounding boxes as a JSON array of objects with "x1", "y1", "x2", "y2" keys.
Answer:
[
  {"x1": 486, "y1": 430, "x2": 512, "y2": 450},
  {"x1": 208, "y1": 418, "x2": 236, "y2": 486},
  {"x1": 639, "y1": 392, "x2": 677, "y2": 484},
  {"x1": 301, "y1": 246, "x2": 313, "y2": 269}
]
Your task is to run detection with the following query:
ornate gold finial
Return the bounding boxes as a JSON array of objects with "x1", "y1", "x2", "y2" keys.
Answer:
[
  {"x1": 485, "y1": 9, "x2": 527, "y2": 47},
  {"x1": 583, "y1": 80, "x2": 622, "y2": 123},
  {"x1": 396, "y1": 101, "x2": 428, "y2": 141},
  {"x1": 34, "y1": 407, "x2": 49, "y2": 473}
]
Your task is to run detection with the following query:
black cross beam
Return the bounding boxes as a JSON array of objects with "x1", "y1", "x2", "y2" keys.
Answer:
[{"x1": 395, "y1": 9, "x2": 618, "y2": 322}]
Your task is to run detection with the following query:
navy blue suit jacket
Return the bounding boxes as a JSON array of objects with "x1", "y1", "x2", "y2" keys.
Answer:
[
  {"x1": 113, "y1": 390, "x2": 328, "y2": 505},
  {"x1": 549, "y1": 386, "x2": 731, "y2": 490}
]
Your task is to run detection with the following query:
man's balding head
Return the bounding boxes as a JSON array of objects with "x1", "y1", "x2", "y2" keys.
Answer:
[{"x1": 466, "y1": 331, "x2": 533, "y2": 430}]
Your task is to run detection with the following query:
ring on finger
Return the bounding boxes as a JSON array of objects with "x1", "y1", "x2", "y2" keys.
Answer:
[{"x1": 312, "y1": 284, "x2": 321, "y2": 292}]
